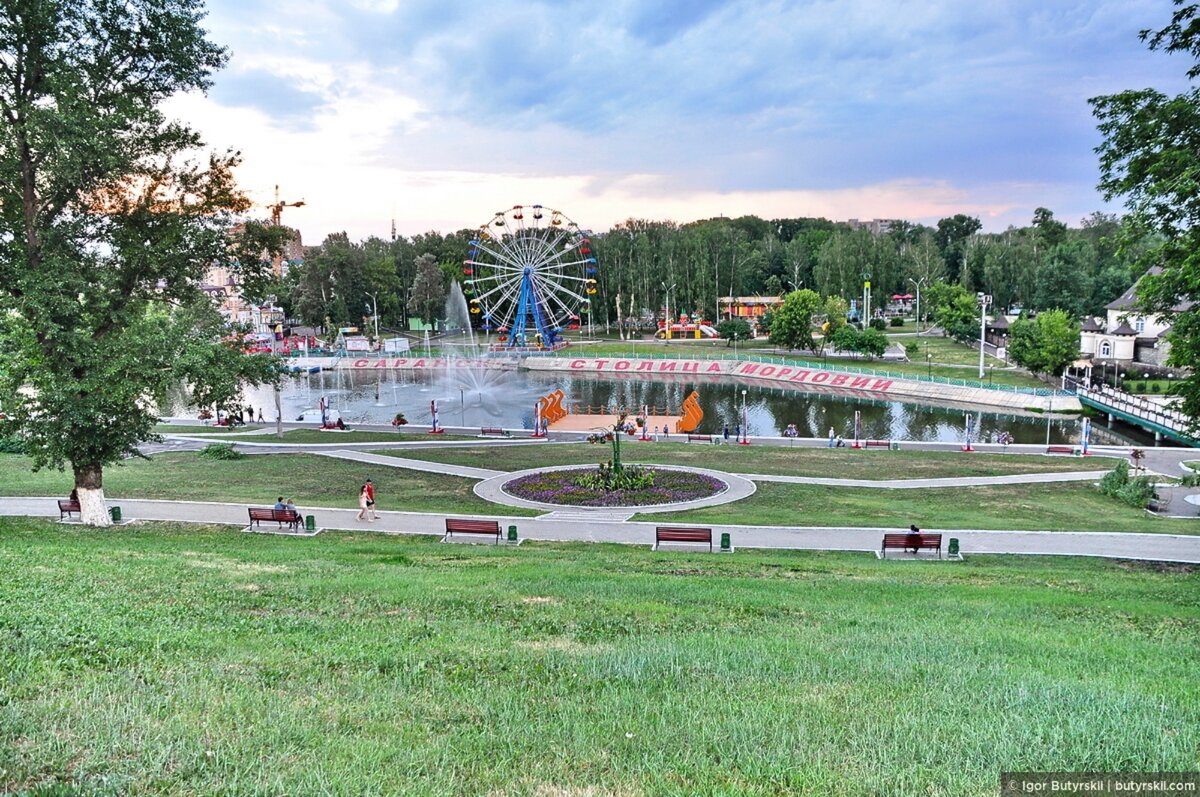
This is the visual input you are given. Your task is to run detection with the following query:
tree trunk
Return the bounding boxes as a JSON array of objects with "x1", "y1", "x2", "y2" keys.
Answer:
[{"x1": 73, "y1": 462, "x2": 112, "y2": 527}]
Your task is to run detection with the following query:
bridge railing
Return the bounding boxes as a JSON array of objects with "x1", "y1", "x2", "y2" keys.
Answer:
[{"x1": 1065, "y1": 377, "x2": 1194, "y2": 436}]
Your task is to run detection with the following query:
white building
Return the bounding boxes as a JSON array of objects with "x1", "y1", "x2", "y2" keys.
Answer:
[{"x1": 1079, "y1": 267, "x2": 1188, "y2": 367}]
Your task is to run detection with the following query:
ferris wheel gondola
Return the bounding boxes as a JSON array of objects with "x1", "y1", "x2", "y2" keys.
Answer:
[{"x1": 463, "y1": 205, "x2": 597, "y2": 349}]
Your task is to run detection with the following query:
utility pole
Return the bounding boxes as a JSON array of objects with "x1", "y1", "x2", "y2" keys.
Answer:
[
  {"x1": 267, "y1": 184, "x2": 306, "y2": 278},
  {"x1": 977, "y1": 293, "x2": 992, "y2": 379}
]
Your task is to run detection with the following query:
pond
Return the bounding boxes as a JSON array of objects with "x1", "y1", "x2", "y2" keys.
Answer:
[{"x1": 201, "y1": 368, "x2": 1151, "y2": 446}]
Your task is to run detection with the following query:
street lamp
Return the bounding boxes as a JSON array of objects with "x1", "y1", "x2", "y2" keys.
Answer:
[
  {"x1": 460, "y1": 388, "x2": 465, "y2": 426},
  {"x1": 908, "y1": 277, "x2": 926, "y2": 334},
  {"x1": 661, "y1": 281, "x2": 677, "y2": 340},
  {"x1": 976, "y1": 293, "x2": 992, "y2": 380},
  {"x1": 365, "y1": 293, "x2": 379, "y2": 345},
  {"x1": 740, "y1": 389, "x2": 749, "y2": 445},
  {"x1": 926, "y1": 352, "x2": 932, "y2": 379}
]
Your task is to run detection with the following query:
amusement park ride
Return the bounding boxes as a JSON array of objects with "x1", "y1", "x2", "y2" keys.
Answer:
[{"x1": 463, "y1": 205, "x2": 598, "y2": 351}]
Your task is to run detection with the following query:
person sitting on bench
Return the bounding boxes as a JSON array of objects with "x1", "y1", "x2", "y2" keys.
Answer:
[{"x1": 906, "y1": 524, "x2": 922, "y2": 554}]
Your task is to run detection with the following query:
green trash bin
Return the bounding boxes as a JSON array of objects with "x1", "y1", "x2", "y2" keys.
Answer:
[
  {"x1": 890, "y1": 441, "x2": 900, "y2": 451},
  {"x1": 948, "y1": 538, "x2": 960, "y2": 557},
  {"x1": 720, "y1": 532, "x2": 732, "y2": 552},
  {"x1": 305, "y1": 515, "x2": 316, "y2": 532},
  {"x1": 508, "y1": 525, "x2": 518, "y2": 543},
  {"x1": 109, "y1": 506, "x2": 122, "y2": 523}
]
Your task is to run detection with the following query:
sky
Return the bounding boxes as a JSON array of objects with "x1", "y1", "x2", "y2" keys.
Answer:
[{"x1": 167, "y1": 0, "x2": 1194, "y2": 245}]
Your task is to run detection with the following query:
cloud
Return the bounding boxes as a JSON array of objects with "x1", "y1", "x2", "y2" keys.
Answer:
[{"x1": 182, "y1": 0, "x2": 1190, "y2": 243}]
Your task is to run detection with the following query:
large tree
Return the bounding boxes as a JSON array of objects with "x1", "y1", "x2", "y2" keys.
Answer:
[
  {"x1": 0, "y1": 0, "x2": 277, "y2": 525},
  {"x1": 1092, "y1": 1, "x2": 1200, "y2": 424},
  {"x1": 768, "y1": 289, "x2": 823, "y2": 352},
  {"x1": 1008, "y1": 309, "x2": 1080, "y2": 376}
]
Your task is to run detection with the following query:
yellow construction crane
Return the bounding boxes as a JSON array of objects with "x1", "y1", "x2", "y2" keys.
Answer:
[{"x1": 266, "y1": 184, "x2": 305, "y2": 277}]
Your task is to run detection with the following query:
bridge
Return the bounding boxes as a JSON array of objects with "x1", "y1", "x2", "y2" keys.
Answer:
[{"x1": 1065, "y1": 377, "x2": 1198, "y2": 447}]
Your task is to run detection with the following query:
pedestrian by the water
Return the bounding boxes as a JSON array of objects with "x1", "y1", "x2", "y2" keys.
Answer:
[
  {"x1": 723, "y1": 424, "x2": 730, "y2": 441},
  {"x1": 256, "y1": 408, "x2": 264, "y2": 423},
  {"x1": 827, "y1": 427, "x2": 836, "y2": 448}
]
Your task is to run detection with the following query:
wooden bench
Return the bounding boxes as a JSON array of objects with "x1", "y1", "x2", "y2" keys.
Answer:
[
  {"x1": 686, "y1": 434, "x2": 713, "y2": 443},
  {"x1": 480, "y1": 427, "x2": 511, "y2": 438},
  {"x1": 865, "y1": 440, "x2": 891, "y2": 448},
  {"x1": 1045, "y1": 446, "x2": 1076, "y2": 455},
  {"x1": 247, "y1": 507, "x2": 302, "y2": 532},
  {"x1": 58, "y1": 499, "x2": 81, "y2": 521},
  {"x1": 881, "y1": 533, "x2": 943, "y2": 558},
  {"x1": 445, "y1": 517, "x2": 502, "y2": 543},
  {"x1": 655, "y1": 526, "x2": 713, "y2": 552}
]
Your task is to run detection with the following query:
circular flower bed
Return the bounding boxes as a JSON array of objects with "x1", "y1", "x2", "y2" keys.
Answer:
[{"x1": 502, "y1": 466, "x2": 726, "y2": 508}]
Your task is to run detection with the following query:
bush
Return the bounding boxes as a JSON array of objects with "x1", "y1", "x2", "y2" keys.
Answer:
[
  {"x1": 198, "y1": 442, "x2": 244, "y2": 461},
  {"x1": 889, "y1": 317, "x2": 904, "y2": 327},
  {"x1": 0, "y1": 436, "x2": 25, "y2": 454},
  {"x1": 869, "y1": 318, "x2": 887, "y2": 331},
  {"x1": 905, "y1": 342, "x2": 920, "y2": 358},
  {"x1": 1098, "y1": 460, "x2": 1156, "y2": 508},
  {"x1": 1151, "y1": 382, "x2": 1162, "y2": 393}
]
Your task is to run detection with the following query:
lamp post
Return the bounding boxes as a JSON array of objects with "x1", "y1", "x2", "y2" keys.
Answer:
[
  {"x1": 739, "y1": 389, "x2": 750, "y2": 445},
  {"x1": 661, "y1": 281, "x2": 676, "y2": 340},
  {"x1": 460, "y1": 388, "x2": 465, "y2": 427},
  {"x1": 926, "y1": 352, "x2": 932, "y2": 379},
  {"x1": 977, "y1": 293, "x2": 992, "y2": 380},
  {"x1": 908, "y1": 277, "x2": 926, "y2": 334},
  {"x1": 1045, "y1": 394, "x2": 1053, "y2": 447},
  {"x1": 366, "y1": 293, "x2": 379, "y2": 345}
]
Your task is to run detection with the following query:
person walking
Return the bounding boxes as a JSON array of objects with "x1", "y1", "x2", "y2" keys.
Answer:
[
  {"x1": 364, "y1": 478, "x2": 377, "y2": 521},
  {"x1": 356, "y1": 481, "x2": 375, "y2": 522}
]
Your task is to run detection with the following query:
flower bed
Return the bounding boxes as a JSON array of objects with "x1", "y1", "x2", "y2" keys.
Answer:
[{"x1": 503, "y1": 467, "x2": 726, "y2": 507}]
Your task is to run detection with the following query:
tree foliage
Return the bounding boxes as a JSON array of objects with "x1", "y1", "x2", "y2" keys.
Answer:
[
  {"x1": 0, "y1": 0, "x2": 279, "y2": 524},
  {"x1": 1091, "y1": 0, "x2": 1200, "y2": 425},
  {"x1": 407, "y1": 253, "x2": 446, "y2": 327},
  {"x1": 1007, "y1": 309, "x2": 1081, "y2": 376},
  {"x1": 716, "y1": 318, "x2": 753, "y2": 345},
  {"x1": 768, "y1": 289, "x2": 822, "y2": 351}
]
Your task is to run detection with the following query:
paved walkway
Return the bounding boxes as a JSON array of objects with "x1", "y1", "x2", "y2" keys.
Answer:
[
  {"x1": 3, "y1": 497, "x2": 1197, "y2": 563},
  {"x1": 745, "y1": 471, "x2": 1110, "y2": 489}
]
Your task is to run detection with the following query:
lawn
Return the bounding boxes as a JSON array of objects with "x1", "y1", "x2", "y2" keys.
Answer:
[
  {"x1": 0, "y1": 452, "x2": 539, "y2": 517},
  {"x1": 645, "y1": 480, "x2": 1185, "y2": 533},
  {"x1": 0, "y1": 520, "x2": 1196, "y2": 795},
  {"x1": 889, "y1": 334, "x2": 1007, "y2": 367},
  {"x1": 152, "y1": 424, "x2": 263, "y2": 435},
  {"x1": 380, "y1": 442, "x2": 1115, "y2": 479}
]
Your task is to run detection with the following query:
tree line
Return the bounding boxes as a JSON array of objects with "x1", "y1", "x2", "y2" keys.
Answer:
[{"x1": 281, "y1": 208, "x2": 1152, "y2": 333}]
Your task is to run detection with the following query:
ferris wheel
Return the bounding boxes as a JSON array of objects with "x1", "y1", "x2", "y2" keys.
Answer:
[{"x1": 464, "y1": 205, "x2": 598, "y2": 349}]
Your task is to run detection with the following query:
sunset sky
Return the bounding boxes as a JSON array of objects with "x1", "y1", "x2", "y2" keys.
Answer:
[{"x1": 168, "y1": 0, "x2": 1192, "y2": 244}]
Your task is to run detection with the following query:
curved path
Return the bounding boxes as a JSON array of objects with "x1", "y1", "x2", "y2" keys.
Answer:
[{"x1": 1, "y1": 497, "x2": 1197, "y2": 563}]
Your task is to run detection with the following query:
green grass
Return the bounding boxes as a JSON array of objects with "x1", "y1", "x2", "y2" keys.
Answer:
[
  {"x1": 152, "y1": 424, "x2": 263, "y2": 434},
  {"x1": 888, "y1": 334, "x2": 1005, "y2": 367},
  {"x1": 1, "y1": 519, "x2": 1196, "y2": 795},
  {"x1": 0, "y1": 452, "x2": 539, "y2": 517},
  {"x1": 380, "y1": 442, "x2": 1115, "y2": 479},
  {"x1": 646, "y1": 481, "x2": 1186, "y2": 533}
]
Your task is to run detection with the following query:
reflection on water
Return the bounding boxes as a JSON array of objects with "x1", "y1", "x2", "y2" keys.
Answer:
[{"x1": 165, "y1": 368, "x2": 1149, "y2": 446}]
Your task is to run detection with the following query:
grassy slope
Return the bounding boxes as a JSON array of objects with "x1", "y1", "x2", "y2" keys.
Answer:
[
  {"x1": 380, "y1": 442, "x2": 1114, "y2": 479},
  {"x1": 0, "y1": 452, "x2": 538, "y2": 517},
  {"x1": 0, "y1": 520, "x2": 1196, "y2": 795},
  {"x1": 643, "y1": 481, "x2": 1183, "y2": 533}
]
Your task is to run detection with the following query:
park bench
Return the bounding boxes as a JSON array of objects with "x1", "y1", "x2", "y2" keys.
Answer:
[
  {"x1": 654, "y1": 526, "x2": 713, "y2": 552},
  {"x1": 58, "y1": 499, "x2": 81, "y2": 521},
  {"x1": 445, "y1": 517, "x2": 502, "y2": 543},
  {"x1": 480, "y1": 427, "x2": 511, "y2": 438},
  {"x1": 864, "y1": 440, "x2": 891, "y2": 448},
  {"x1": 247, "y1": 507, "x2": 302, "y2": 532},
  {"x1": 881, "y1": 532, "x2": 943, "y2": 559},
  {"x1": 686, "y1": 434, "x2": 713, "y2": 443},
  {"x1": 1045, "y1": 446, "x2": 1077, "y2": 455}
]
